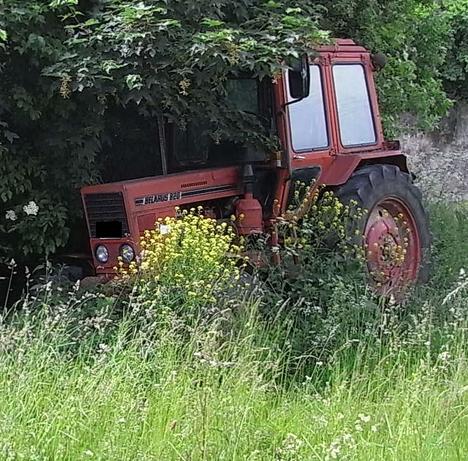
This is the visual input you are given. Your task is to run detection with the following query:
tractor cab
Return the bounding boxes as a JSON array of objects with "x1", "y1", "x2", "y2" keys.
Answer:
[{"x1": 81, "y1": 39, "x2": 430, "y2": 294}]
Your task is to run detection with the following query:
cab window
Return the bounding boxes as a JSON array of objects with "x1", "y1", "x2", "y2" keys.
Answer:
[
  {"x1": 287, "y1": 65, "x2": 328, "y2": 151},
  {"x1": 170, "y1": 78, "x2": 272, "y2": 169},
  {"x1": 225, "y1": 79, "x2": 259, "y2": 113},
  {"x1": 332, "y1": 64, "x2": 376, "y2": 147}
]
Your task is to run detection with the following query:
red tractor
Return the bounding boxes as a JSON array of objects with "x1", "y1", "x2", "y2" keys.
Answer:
[{"x1": 81, "y1": 39, "x2": 430, "y2": 294}]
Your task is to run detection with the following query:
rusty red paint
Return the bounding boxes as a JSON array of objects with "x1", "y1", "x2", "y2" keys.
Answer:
[{"x1": 365, "y1": 197, "x2": 421, "y2": 295}]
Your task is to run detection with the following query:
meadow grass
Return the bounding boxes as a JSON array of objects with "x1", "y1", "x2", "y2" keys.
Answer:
[{"x1": 0, "y1": 204, "x2": 466, "y2": 461}]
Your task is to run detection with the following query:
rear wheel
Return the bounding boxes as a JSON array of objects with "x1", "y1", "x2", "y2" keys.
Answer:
[{"x1": 336, "y1": 164, "x2": 431, "y2": 296}]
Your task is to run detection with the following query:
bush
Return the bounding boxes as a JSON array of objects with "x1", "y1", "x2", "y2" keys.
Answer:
[
  {"x1": 257, "y1": 188, "x2": 374, "y2": 372},
  {"x1": 120, "y1": 209, "x2": 243, "y2": 316}
]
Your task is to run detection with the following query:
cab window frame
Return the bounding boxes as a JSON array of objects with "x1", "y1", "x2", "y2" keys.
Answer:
[
  {"x1": 286, "y1": 64, "x2": 330, "y2": 153},
  {"x1": 332, "y1": 63, "x2": 377, "y2": 149}
]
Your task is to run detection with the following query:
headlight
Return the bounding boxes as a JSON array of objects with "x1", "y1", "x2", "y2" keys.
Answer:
[
  {"x1": 95, "y1": 245, "x2": 109, "y2": 263},
  {"x1": 120, "y1": 244, "x2": 135, "y2": 263}
]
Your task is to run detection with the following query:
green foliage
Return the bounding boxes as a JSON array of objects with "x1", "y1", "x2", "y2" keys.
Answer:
[
  {"x1": 443, "y1": 0, "x2": 468, "y2": 98},
  {"x1": 259, "y1": 188, "x2": 373, "y2": 364},
  {"x1": 46, "y1": 0, "x2": 326, "y2": 146},
  {"x1": 0, "y1": 1, "x2": 103, "y2": 260},
  {"x1": 316, "y1": 0, "x2": 454, "y2": 133}
]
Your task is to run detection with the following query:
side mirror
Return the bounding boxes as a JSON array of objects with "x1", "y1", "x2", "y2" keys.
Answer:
[{"x1": 288, "y1": 54, "x2": 310, "y2": 100}]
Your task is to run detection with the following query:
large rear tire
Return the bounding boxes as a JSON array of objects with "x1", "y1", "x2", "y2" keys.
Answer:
[{"x1": 335, "y1": 164, "x2": 431, "y2": 296}]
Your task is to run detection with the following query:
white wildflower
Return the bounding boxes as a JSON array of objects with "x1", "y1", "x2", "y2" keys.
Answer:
[
  {"x1": 438, "y1": 351, "x2": 451, "y2": 363},
  {"x1": 358, "y1": 414, "x2": 371, "y2": 423},
  {"x1": 98, "y1": 343, "x2": 111, "y2": 354},
  {"x1": 23, "y1": 200, "x2": 39, "y2": 216},
  {"x1": 327, "y1": 440, "x2": 341, "y2": 460},
  {"x1": 276, "y1": 433, "x2": 303, "y2": 459},
  {"x1": 5, "y1": 210, "x2": 17, "y2": 221},
  {"x1": 342, "y1": 433, "x2": 356, "y2": 449},
  {"x1": 159, "y1": 224, "x2": 171, "y2": 235}
]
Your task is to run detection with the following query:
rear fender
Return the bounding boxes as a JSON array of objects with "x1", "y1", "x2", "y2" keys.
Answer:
[{"x1": 320, "y1": 153, "x2": 408, "y2": 187}]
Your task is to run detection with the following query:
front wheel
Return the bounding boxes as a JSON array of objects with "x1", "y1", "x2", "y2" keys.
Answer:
[{"x1": 335, "y1": 164, "x2": 431, "y2": 296}]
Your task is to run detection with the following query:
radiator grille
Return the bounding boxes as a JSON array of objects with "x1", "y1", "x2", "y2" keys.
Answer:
[{"x1": 84, "y1": 192, "x2": 129, "y2": 238}]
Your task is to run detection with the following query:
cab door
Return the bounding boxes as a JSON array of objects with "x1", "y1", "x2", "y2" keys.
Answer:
[{"x1": 278, "y1": 58, "x2": 334, "y2": 212}]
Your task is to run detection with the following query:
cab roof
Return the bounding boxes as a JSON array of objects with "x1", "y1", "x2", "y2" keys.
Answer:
[{"x1": 317, "y1": 39, "x2": 369, "y2": 54}]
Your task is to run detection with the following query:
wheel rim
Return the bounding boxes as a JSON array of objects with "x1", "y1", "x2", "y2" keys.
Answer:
[{"x1": 364, "y1": 197, "x2": 421, "y2": 296}]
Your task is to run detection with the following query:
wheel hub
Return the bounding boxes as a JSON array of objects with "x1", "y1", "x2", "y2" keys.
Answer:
[{"x1": 365, "y1": 199, "x2": 420, "y2": 295}]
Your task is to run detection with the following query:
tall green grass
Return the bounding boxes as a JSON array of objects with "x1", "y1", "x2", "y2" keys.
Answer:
[{"x1": 0, "y1": 204, "x2": 466, "y2": 460}]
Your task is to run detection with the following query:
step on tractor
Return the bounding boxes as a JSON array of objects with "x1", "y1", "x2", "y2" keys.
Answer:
[{"x1": 81, "y1": 39, "x2": 431, "y2": 295}]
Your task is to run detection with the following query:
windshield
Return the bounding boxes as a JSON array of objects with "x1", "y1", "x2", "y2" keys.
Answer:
[
  {"x1": 169, "y1": 78, "x2": 272, "y2": 169},
  {"x1": 225, "y1": 79, "x2": 260, "y2": 114},
  {"x1": 98, "y1": 79, "x2": 273, "y2": 182}
]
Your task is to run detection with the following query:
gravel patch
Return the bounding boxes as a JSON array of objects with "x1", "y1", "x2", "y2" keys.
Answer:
[
  {"x1": 402, "y1": 102, "x2": 468, "y2": 202},
  {"x1": 404, "y1": 135, "x2": 468, "y2": 202}
]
